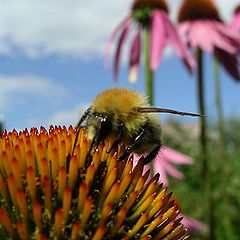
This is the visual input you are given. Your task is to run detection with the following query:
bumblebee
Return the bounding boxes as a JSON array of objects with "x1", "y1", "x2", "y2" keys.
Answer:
[{"x1": 74, "y1": 88, "x2": 203, "y2": 164}]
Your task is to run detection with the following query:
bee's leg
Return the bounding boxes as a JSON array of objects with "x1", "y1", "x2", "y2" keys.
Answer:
[
  {"x1": 143, "y1": 144, "x2": 161, "y2": 164},
  {"x1": 118, "y1": 128, "x2": 146, "y2": 160},
  {"x1": 106, "y1": 122, "x2": 125, "y2": 154},
  {"x1": 72, "y1": 107, "x2": 91, "y2": 155}
]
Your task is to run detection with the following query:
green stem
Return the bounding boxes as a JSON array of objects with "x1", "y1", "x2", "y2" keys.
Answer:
[
  {"x1": 196, "y1": 48, "x2": 214, "y2": 239},
  {"x1": 196, "y1": 48, "x2": 207, "y2": 175},
  {"x1": 213, "y1": 58, "x2": 225, "y2": 160},
  {"x1": 213, "y1": 58, "x2": 233, "y2": 239},
  {"x1": 144, "y1": 28, "x2": 154, "y2": 105}
]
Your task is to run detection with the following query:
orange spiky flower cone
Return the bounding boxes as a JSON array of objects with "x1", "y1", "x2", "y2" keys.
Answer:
[{"x1": 0, "y1": 126, "x2": 189, "y2": 239}]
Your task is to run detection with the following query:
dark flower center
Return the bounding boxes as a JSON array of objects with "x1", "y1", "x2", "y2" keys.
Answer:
[
  {"x1": 132, "y1": 0, "x2": 168, "y2": 27},
  {"x1": 178, "y1": 0, "x2": 221, "y2": 22},
  {"x1": 234, "y1": 5, "x2": 240, "y2": 15},
  {"x1": 132, "y1": 0, "x2": 168, "y2": 12}
]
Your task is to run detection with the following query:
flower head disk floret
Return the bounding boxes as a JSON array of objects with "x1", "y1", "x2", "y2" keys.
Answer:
[
  {"x1": 106, "y1": 0, "x2": 195, "y2": 83},
  {"x1": 0, "y1": 126, "x2": 189, "y2": 239},
  {"x1": 178, "y1": 0, "x2": 240, "y2": 80}
]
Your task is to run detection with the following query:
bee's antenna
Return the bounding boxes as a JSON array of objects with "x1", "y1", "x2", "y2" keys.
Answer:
[{"x1": 134, "y1": 107, "x2": 205, "y2": 117}]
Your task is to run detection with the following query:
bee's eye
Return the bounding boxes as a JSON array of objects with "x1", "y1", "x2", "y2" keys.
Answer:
[{"x1": 94, "y1": 115, "x2": 112, "y2": 146}]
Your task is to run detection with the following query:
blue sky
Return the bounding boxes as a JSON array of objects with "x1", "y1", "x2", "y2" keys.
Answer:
[{"x1": 0, "y1": 0, "x2": 239, "y2": 131}]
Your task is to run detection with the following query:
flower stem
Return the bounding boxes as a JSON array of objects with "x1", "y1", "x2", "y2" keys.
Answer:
[
  {"x1": 144, "y1": 27, "x2": 154, "y2": 174},
  {"x1": 196, "y1": 48, "x2": 207, "y2": 177},
  {"x1": 213, "y1": 58, "x2": 226, "y2": 160},
  {"x1": 196, "y1": 48, "x2": 214, "y2": 239},
  {"x1": 213, "y1": 58, "x2": 233, "y2": 239},
  {"x1": 144, "y1": 28, "x2": 154, "y2": 105}
]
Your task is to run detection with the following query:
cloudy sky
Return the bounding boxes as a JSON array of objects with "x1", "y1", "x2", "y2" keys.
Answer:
[{"x1": 0, "y1": 0, "x2": 239, "y2": 130}]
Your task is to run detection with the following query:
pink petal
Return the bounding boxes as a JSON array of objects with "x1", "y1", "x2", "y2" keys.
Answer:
[
  {"x1": 230, "y1": 13, "x2": 240, "y2": 30},
  {"x1": 163, "y1": 14, "x2": 196, "y2": 71},
  {"x1": 152, "y1": 160, "x2": 169, "y2": 186},
  {"x1": 129, "y1": 27, "x2": 141, "y2": 83},
  {"x1": 214, "y1": 48, "x2": 240, "y2": 81},
  {"x1": 188, "y1": 21, "x2": 215, "y2": 52},
  {"x1": 104, "y1": 16, "x2": 132, "y2": 69},
  {"x1": 150, "y1": 10, "x2": 166, "y2": 70},
  {"x1": 113, "y1": 19, "x2": 132, "y2": 81},
  {"x1": 211, "y1": 21, "x2": 240, "y2": 53},
  {"x1": 161, "y1": 147, "x2": 193, "y2": 164},
  {"x1": 159, "y1": 159, "x2": 185, "y2": 179},
  {"x1": 181, "y1": 214, "x2": 208, "y2": 233},
  {"x1": 208, "y1": 21, "x2": 240, "y2": 54}
]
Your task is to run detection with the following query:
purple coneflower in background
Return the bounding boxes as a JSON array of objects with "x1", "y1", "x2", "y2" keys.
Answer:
[
  {"x1": 230, "y1": 5, "x2": 240, "y2": 31},
  {"x1": 106, "y1": 0, "x2": 195, "y2": 82},
  {"x1": 178, "y1": 0, "x2": 240, "y2": 80}
]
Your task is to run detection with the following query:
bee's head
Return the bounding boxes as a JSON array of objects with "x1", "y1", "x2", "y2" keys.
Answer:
[{"x1": 85, "y1": 111, "x2": 113, "y2": 147}]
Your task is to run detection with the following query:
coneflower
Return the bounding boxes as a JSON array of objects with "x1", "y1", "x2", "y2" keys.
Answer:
[
  {"x1": 178, "y1": 0, "x2": 240, "y2": 80},
  {"x1": 106, "y1": 0, "x2": 195, "y2": 84},
  {"x1": 0, "y1": 126, "x2": 189, "y2": 239}
]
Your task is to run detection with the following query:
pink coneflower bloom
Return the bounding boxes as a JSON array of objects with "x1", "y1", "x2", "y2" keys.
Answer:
[
  {"x1": 134, "y1": 146, "x2": 193, "y2": 186},
  {"x1": 230, "y1": 5, "x2": 240, "y2": 30},
  {"x1": 106, "y1": 0, "x2": 195, "y2": 82},
  {"x1": 178, "y1": 0, "x2": 240, "y2": 80}
]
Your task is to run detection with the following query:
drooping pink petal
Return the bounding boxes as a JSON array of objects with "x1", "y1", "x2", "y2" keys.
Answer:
[
  {"x1": 188, "y1": 21, "x2": 215, "y2": 53},
  {"x1": 152, "y1": 159, "x2": 169, "y2": 186},
  {"x1": 104, "y1": 16, "x2": 132, "y2": 69},
  {"x1": 161, "y1": 147, "x2": 193, "y2": 164},
  {"x1": 163, "y1": 13, "x2": 196, "y2": 72},
  {"x1": 150, "y1": 10, "x2": 166, "y2": 70},
  {"x1": 214, "y1": 47, "x2": 240, "y2": 81},
  {"x1": 181, "y1": 214, "x2": 208, "y2": 233},
  {"x1": 212, "y1": 21, "x2": 240, "y2": 53},
  {"x1": 159, "y1": 159, "x2": 185, "y2": 179},
  {"x1": 129, "y1": 27, "x2": 141, "y2": 83},
  {"x1": 230, "y1": 13, "x2": 240, "y2": 30},
  {"x1": 113, "y1": 18, "x2": 132, "y2": 81},
  {"x1": 208, "y1": 21, "x2": 240, "y2": 54}
]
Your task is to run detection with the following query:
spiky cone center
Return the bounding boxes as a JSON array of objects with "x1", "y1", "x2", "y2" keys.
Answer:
[
  {"x1": 178, "y1": 0, "x2": 221, "y2": 22},
  {"x1": 0, "y1": 126, "x2": 189, "y2": 239},
  {"x1": 132, "y1": 0, "x2": 168, "y2": 27}
]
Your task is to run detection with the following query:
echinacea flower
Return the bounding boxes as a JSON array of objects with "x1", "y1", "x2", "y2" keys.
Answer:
[
  {"x1": 230, "y1": 5, "x2": 240, "y2": 31},
  {"x1": 178, "y1": 0, "x2": 240, "y2": 80},
  {"x1": 0, "y1": 126, "x2": 189, "y2": 239},
  {"x1": 106, "y1": 0, "x2": 195, "y2": 83}
]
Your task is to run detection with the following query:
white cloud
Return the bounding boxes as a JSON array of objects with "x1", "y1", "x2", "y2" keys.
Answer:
[
  {"x1": 0, "y1": 0, "x2": 130, "y2": 58},
  {"x1": 0, "y1": 75, "x2": 69, "y2": 111},
  {"x1": 0, "y1": 0, "x2": 238, "y2": 59},
  {"x1": 28, "y1": 103, "x2": 89, "y2": 128}
]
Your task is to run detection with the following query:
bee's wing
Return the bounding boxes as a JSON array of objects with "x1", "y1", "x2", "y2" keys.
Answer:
[{"x1": 134, "y1": 107, "x2": 205, "y2": 117}]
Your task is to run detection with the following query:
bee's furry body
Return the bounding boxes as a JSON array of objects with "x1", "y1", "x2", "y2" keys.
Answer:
[
  {"x1": 76, "y1": 87, "x2": 202, "y2": 163},
  {"x1": 81, "y1": 88, "x2": 162, "y2": 163}
]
